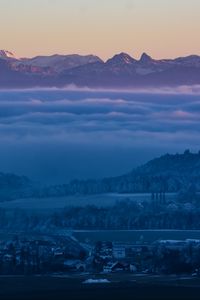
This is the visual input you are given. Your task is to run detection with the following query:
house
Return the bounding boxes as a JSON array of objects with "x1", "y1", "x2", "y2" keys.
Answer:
[
  {"x1": 53, "y1": 248, "x2": 64, "y2": 257},
  {"x1": 103, "y1": 261, "x2": 129, "y2": 273},
  {"x1": 3, "y1": 254, "x2": 14, "y2": 263},
  {"x1": 64, "y1": 259, "x2": 86, "y2": 272},
  {"x1": 130, "y1": 264, "x2": 137, "y2": 273},
  {"x1": 112, "y1": 245, "x2": 126, "y2": 260}
]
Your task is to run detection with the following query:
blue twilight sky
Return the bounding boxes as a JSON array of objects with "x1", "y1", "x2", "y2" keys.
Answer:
[{"x1": 0, "y1": 0, "x2": 200, "y2": 60}]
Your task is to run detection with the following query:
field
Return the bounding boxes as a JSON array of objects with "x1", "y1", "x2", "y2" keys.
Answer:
[
  {"x1": 71, "y1": 230, "x2": 200, "y2": 244},
  {"x1": 0, "y1": 229, "x2": 200, "y2": 245},
  {"x1": 0, "y1": 275, "x2": 200, "y2": 300},
  {"x1": 0, "y1": 193, "x2": 176, "y2": 213},
  {"x1": 0, "y1": 192, "x2": 197, "y2": 245}
]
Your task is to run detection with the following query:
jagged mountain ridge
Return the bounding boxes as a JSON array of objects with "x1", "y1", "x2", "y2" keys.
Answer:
[
  {"x1": 19, "y1": 54, "x2": 103, "y2": 72},
  {"x1": 1, "y1": 50, "x2": 200, "y2": 88}
]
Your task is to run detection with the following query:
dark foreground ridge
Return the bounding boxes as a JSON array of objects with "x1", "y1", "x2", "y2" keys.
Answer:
[{"x1": 0, "y1": 276, "x2": 200, "y2": 300}]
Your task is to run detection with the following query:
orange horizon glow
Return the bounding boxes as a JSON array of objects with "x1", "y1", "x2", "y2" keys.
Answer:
[{"x1": 1, "y1": 0, "x2": 200, "y2": 60}]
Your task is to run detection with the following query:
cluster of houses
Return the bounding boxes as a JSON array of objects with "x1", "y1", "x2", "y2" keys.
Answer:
[
  {"x1": 93, "y1": 239, "x2": 200, "y2": 275},
  {"x1": 0, "y1": 235, "x2": 87, "y2": 275},
  {"x1": 1, "y1": 234, "x2": 200, "y2": 276},
  {"x1": 93, "y1": 241, "x2": 154, "y2": 273}
]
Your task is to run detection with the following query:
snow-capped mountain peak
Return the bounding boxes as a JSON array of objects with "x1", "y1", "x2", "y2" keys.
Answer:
[
  {"x1": 106, "y1": 52, "x2": 136, "y2": 65},
  {"x1": 0, "y1": 50, "x2": 200, "y2": 88},
  {"x1": 0, "y1": 50, "x2": 17, "y2": 60}
]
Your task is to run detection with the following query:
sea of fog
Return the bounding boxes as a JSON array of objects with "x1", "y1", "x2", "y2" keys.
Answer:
[{"x1": 0, "y1": 88, "x2": 199, "y2": 184}]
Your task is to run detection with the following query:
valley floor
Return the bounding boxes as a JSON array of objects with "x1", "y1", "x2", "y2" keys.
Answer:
[{"x1": 1, "y1": 274, "x2": 200, "y2": 300}]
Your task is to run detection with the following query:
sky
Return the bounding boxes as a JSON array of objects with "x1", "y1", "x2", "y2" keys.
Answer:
[
  {"x1": 0, "y1": 89, "x2": 200, "y2": 183},
  {"x1": 1, "y1": 0, "x2": 200, "y2": 60}
]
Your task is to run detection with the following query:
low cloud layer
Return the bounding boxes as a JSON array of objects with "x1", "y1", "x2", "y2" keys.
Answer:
[{"x1": 0, "y1": 89, "x2": 199, "y2": 183}]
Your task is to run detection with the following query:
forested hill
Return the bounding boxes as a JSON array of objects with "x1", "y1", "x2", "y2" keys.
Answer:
[
  {"x1": 0, "y1": 173, "x2": 33, "y2": 200},
  {"x1": 133, "y1": 150, "x2": 200, "y2": 176},
  {"x1": 55, "y1": 150, "x2": 200, "y2": 195},
  {"x1": 1, "y1": 150, "x2": 200, "y2": 200}
]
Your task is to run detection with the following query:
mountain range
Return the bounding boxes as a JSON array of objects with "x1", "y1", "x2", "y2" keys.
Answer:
[{"x1": 1, "y1": 50, "x2": 200, "y2": 88}]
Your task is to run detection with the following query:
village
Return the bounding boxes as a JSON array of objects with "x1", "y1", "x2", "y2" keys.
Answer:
[
  {"x1": 1, "y1": 234, "x2": 200, "y2": 277},
  {"x1": 0, "y1": 235, "x2": 87, "y2": 275}
]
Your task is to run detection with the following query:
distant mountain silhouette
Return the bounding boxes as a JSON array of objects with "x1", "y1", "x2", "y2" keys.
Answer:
[{"x1": 1, "y1": 50, "x2": 200, "y2": 88}]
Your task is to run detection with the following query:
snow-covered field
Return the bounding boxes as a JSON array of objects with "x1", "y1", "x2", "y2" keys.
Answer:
[
  {"x1": 0, "y1": 193, "x2": 176, "y2": 212},
  {"x1": 83, "y1": 279, "x2": 110, "y2": 284},
  {"x1": 71, "y1": 229, "x2": 200, "y2": 244}
]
